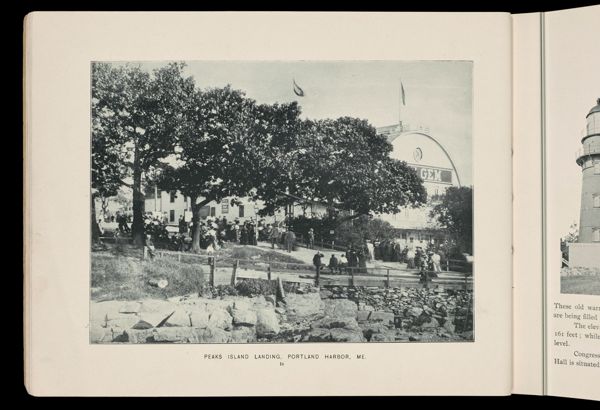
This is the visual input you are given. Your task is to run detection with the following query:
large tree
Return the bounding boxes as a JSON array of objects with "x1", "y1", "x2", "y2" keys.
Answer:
[
  {"x1": 430, "y1": 186, "x2": 473, "y2": 254},
  {"x1": 255, "y1": 116, "x2": 428, "y2": 223},
  {"x1": 91, "y1": 62, "x2": 195, "y2": 246},
  {"x1": 158, "y1": 86, "x2": 271, "y2": 252}
]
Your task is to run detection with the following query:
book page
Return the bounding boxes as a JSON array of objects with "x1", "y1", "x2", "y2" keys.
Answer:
[
  {"x1": 512, "y1": 12, "x2": 544, "y2": 396},
  {"x1": 24, "y1": 12, "x2": 513, "y2": 396},
  {"x1": 543, "y1": 5, "x2": 600, "y2": 401}
]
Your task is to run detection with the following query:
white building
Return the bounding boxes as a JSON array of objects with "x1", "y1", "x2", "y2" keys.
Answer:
[
  {"x1": 143, "y1": 188, "x2": 326, "y2": 225},
  {"x1": 376, "y1": 122, "x2": 464, "y2": 247}
]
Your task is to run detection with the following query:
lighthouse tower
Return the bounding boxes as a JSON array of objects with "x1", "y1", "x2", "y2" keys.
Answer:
[{"x1": 576, "y1": 98, "x2": 600, "y2": 243}]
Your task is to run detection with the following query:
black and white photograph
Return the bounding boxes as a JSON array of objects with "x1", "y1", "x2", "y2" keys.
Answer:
[
  {"x1": 558, "y1": 97, "x2": 600, "y2": 296},
  {"x1": 90, "y1": 60, "x2": 474, "y2": 344}
]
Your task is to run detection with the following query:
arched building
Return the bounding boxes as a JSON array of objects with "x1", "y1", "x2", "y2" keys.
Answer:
[{"x1": 376, "y1": 123, "x2": 463, "y2": 248}]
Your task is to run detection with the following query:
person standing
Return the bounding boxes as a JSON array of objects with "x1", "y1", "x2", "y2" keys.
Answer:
[
  {"x1": 338, "y1": 254, "x2": 348, "y2": 273},
  {"x1": 406, "y1": 247, "x2": 416, "y2": 269},
  {"x1": 431, "y1": 251, "x2": 442, "y2": 274},
  {"x1": 328, "y1": 254, "x2": 339, "y2": 274},
  {"x1": 178, "y1": 215, "x2": 187, "y2": 234},
  {"x1": 308, "y1": 228, "x2": 315, "y2": 249},
  {"x1": 269, "y1": 224, "x2": 280, "y2": 249},
  {"x1": 285, "y1": 229, "x2": 296, "y2": 253},
  {"x1": 313, "y1": 251, "x2": 325, "y2": 272}
]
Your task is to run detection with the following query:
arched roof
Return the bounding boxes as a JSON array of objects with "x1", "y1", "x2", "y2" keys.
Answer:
[{"x1": 388, "y1": 131, "x2": 462, "y2": 187}]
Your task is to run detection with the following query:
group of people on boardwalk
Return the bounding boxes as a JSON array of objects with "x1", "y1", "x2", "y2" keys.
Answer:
[{"x1": 312, "y1": 243, "x2": 370, "y2": 275}]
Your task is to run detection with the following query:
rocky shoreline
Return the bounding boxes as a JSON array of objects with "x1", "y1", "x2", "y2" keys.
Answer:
[{"x1": 91, "y1": 284, "x2": 473, "y2": 344}]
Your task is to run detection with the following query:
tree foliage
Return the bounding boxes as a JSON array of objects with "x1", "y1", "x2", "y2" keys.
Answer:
[
  {"x1": 430, "y1": 186, "x2": 473, "y2": 254},
  {"x1": 256, "y1": 116, "x2": 427, "y2": 221},
  {"x1": 91, "y1": 62, "x2": 195, "y2": 245}
]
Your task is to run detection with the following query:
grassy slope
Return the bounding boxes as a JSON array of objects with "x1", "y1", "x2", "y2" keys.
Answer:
[
  {"x1": 561, "y1": 275, "x2": 600, "y2": 296},
  {"x1": 91, "y1": 243, "x2": 306, "y2": 301}
]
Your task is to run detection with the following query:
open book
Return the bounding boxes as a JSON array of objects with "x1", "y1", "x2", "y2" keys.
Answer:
[{"x1": 23, "y1": 8, "x2": 599, "y2": 399}]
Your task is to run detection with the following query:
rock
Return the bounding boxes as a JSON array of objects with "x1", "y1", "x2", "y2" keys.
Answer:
[
  {"x1": 200, "y1": 326, "x2": 231, "y2": 343},
  {"x1": 368, "y1": 311, "x2": 395, "y2": 327},
  {"x1": 208, "y1": 308, "x2": 233, "y2": 330},
  {"x1": 320, "y1": 289, "x2": 333, "y2": 299},
  {"x1": 231, "y1": 326, "x2": 257, "y2": 343},
  {"x1": 119, "y1": 302, "x2": 142, "y2": 314},
  {"x1": 190, "y1": 309, "x2": 210, "y2": 328},
  {"x1": 324, "y1": 299, "x2": 358, "y2": 318},
  {"x1": 231, "y1": 309, "x2": 257, "y2": 327},
  {"x1": 131, "y1": 320, "x2": 154, "y2": 330},
  {"x1": 357, "y1": 310, "x2": 372, "y2": 323},
  {"x1": 443, "y1": 320, "x2": 456, "y2": 333},
  {"x1": 256, "y1": 309, "x2": 280, "y2": 337},
  {"x1": 330, "y1": 328, "x2": 365, "y2": 342},
  {"x1": 139, "y1": 299, "x2": 177, "y2": 314},
  {"x1": 420, "y1": 318, "x2": 440, "y2": 329},
  {"x1": 285, "y1": 293, "x2": 325, "y2": 320},
  {"x1": 305, "y1": 328, "x2": 331, "y2": 342},
  {"x1": 460, "y1": 331, "x2": 474, "y2": 340},
  {"x1": 312, "y1": 317, "x2": 360, "y2": 331},
  {"x1": 360, "y1": 323, "x2": 388, "y2": 340},
  {"x1": 113, "y1": 330, "x2": 131, "y2": 343},
  {"x1": 363, "y1": 305, "x2": 375, "y2": 312},
  {"x1": 275, "y1": 307, "x2": 286, "y2": 315},
  {"x1": 232, "y1": 299, "x2": 252, "y2": 311},
  {"x1": 409, "y1": 307, "x2": 424, "y2": 317},
  {"x1": 148, "y1": 327, "x2": 202, "y2": 343},
  {"x1": 265, "y1": 295, "x2": 277, "y2": 305},
  {"x1": 369, "y1": 331, "x2": 396, "y2": 342},
  {"x1": 167, "y1": 310, "x2": 193, "y2": 327},
  {"x1": 89, "y1": 326, "x2": 112, "y2": 343}
]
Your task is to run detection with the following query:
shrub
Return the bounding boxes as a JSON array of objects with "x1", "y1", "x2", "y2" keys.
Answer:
[{"x1": 235, "y1": 278, "x2": 276, "y2": 297}]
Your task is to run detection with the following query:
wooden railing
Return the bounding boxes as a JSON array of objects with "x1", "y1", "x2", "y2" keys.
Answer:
[{"x1": 144, "y1": 248, "x2": 472, "y2": 290}]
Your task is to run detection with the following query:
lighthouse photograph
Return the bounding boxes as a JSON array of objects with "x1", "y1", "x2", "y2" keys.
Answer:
[
  {"x1": 89, "y1": 60, "x2": 474, "y2": 344},
  {"x1": 557, "y1": 98, "x2": 600, "y2": 295}
]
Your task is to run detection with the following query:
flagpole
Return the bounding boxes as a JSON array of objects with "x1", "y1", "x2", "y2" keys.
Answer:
[{"x1": 399, "y1": 78, "x2": 403, "y2": 130}]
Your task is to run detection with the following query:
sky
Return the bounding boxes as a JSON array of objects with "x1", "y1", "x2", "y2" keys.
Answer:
[
  {"x1": 138, "y1": 60, "x2": 473, "y2": 186},
  {"x1": 545, "y1": 9, "x2": 600, "y2": 238}
]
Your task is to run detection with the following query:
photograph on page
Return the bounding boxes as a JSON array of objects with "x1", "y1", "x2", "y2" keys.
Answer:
[
  {"x1": 89, "y1": 60, "x2": 475, "y2": 345},
  {"x1": 543, "y1": 5, "x2": 600, "y2": 401},
  {"x1": 556, "y1": 96, "x2": 600, "y2": 296},
  {"x1": 26, "y1": 12, "x2": 513, "y2": 396}
]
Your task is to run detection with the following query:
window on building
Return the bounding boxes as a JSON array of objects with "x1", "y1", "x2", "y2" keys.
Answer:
[
  {"x1": 169, "y1": 210, "x2": 175, "y2": 222},
  {"x1": 594, "y1": 194, "x2": 600, "y2": 208},
  {"x1": 593, "y1": 228, "x2": 600, "y2": 242},
  {"x1": 170, "y1": 191, "x2": 176, "y2": 203},
  {"x1": 409, "y1": 237, "x2": 414, "y2": 243},
  {"x1": 239, "y1": 205, "x2": 244, "y2": 218},
  {"x1": 401, "y1": 232, "x2": 407, "y2": 240},
  {"x1": 210, "y1": 207, "x2": 216, "y2": 217},
  {"x1": 595, "y1": 162, "x2": 600, "y2": 175}
]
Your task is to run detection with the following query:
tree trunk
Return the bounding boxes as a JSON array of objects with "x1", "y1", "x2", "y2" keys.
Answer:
[
  {"x1": 91, "y1": 192, "x2": 101, "y2": 243},
  {"x1": 191, "y1": 197, "x2": 212, "y2": 253},
  {"x1": 132, "y1": 144, "x2": 145, "y2": 247}
]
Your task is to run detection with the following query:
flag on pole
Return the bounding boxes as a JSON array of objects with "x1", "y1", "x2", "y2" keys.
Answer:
[
  {"x1": 400, "y1": 81, "x2": 406, "y2": 106},
  {"x1": 293, "y1": 79, "x2": 305, "y2": 97}
]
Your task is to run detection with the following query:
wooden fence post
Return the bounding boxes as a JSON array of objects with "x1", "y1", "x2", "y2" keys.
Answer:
[
  {"x1": 142, "y1": 246, "x2": 147, "y2": 260},
  {"x1": 178, "y1": 253, "x2": 181, "y2": 262},
  {"x1": 386, "y1": 269, "x2": 390, "y2": 288},
  {"x1": 315, "y1": 264, "x2": 320, "y2": 287},
  {"x1": 267, "y1": 264, "x2": 272, "y2": 281},
  {"x1": 231, "y1": 260, "x2": 239, "y2": 286},
  {"x1": 446, "y1": 259, "x2": 450, "y2": 272},
  {"x1": 350, "y1": 268, "x2": 355, "y2": 287},
  {"x1": 209, "y1": 257, "x2": 215, "y2": 287},
  {"x1": 277, "y1": 276, "x2": 286, "y2": 301}
]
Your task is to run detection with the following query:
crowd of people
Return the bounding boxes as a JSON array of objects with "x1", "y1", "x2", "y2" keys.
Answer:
[
  {"x1": 374, "y1": 240, "x2": 445, "y2": 272},
  {"x1": 138, "y1": 213, "x2": 299, "y2": 254}
]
